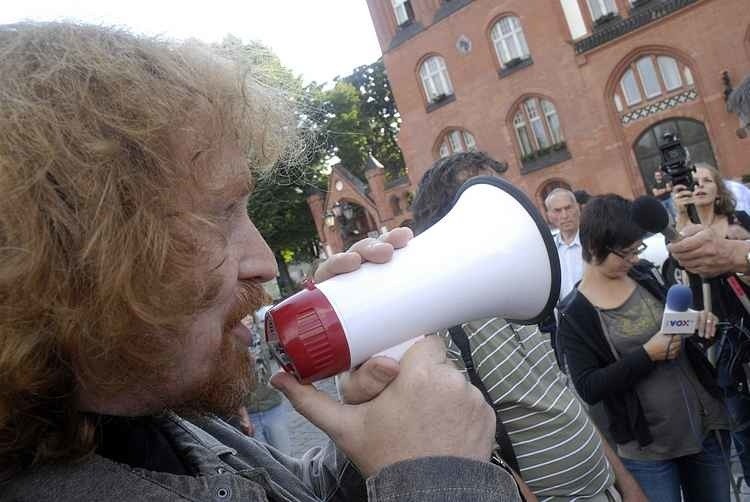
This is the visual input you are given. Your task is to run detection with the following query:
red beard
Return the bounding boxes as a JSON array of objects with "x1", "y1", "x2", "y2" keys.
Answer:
[{"x1": 174, "y1": 280, "x2": 270, "y2": 417}]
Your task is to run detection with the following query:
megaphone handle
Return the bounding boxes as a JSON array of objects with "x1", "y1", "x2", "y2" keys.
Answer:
[
  {"x1": 702, "y1": 282, "x2": 712, "y2": 317},
  {"x1": 686, "y1": 202, "x2": 712, "y2": 316}
]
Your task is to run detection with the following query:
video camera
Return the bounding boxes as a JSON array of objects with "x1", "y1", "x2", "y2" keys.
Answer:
[{"x1": 659, "y1": 131, "x2": 694, "y2": 190}]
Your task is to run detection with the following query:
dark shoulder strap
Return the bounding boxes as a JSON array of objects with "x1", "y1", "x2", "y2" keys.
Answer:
[
  {"x1": 448, "y1": 325, "x2": 520, "y2": 474},
  {"x1": 735, "y1": 211, "x2": 750, "y2": 231}
]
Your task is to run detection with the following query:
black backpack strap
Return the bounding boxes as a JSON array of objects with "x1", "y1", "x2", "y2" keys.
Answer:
[
  {"x1": 448, "y1": 325, "x2": 521, "y2": 474},
  {"x1": 735, "y1": 210, "x2": 750, "y2": 232}
]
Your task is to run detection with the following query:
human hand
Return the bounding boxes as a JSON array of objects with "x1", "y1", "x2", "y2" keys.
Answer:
[
  {"x1": 271, "y1": 337, "x2": 496, "y2": 477},
  {"x1": 237, "y1": 407, "x2": 254, "y2": 437},
  {"x1": 667, "y1": 224, "x2": 750, "y2": 277},
  {"x1": 643, "y1": 331, "x2": 681, "y2": 361},
  {"x1": 696, "y1": 310, "x2": 718, "y2": 339},
  {"x1": 727, "y1": 224, "x2": 750, "y2": 241},
  {"x1": 671, "y1": 184, "x2": 692, "y2": 215},
  {"x1": 338, "y1": 356, "x2": 400, "y2": 404},
  {"x1": 313, "y1": 227, "x2": 413, "y2": 282}
]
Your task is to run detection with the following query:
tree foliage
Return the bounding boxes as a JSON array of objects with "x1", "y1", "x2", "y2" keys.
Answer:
[
  {"x1": 215, "y1": 38, "x2": 405, "y2": 295},
  {"x1": 341, "y1": 59, "x2": 405, "y2": 181}
]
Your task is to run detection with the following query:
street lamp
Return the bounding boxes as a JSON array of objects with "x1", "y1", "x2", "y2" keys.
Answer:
[
  {"x1": 331, "y1": 202, "x2": 342, "y2": 218},
  {"x1": 342, "y1": 203, "x2": 354, "y2": 220},
  {"x1": 324, "y1": 211, "x2": 336, "y2": 228}
]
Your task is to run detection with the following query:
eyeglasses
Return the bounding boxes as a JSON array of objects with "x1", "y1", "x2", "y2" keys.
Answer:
[{"x1": 609, "y1": 242, "x2": 647, "y2": 260}]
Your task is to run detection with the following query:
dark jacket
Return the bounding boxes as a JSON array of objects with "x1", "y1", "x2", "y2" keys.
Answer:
[
  {"x1": 557, "y1": 260, "x2": 720, "y2": 446},
  {"x1": 2, "y1": 413, "x2": 521, "y2": 502}
]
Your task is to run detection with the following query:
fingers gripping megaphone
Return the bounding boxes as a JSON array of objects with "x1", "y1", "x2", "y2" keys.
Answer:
[{"x1": 266, "y1": 176, "x2": 561, "y2": 383}]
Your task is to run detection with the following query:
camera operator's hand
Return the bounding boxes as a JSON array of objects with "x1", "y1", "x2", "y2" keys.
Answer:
[
  {"x1": 668, "y1": 224, "x2": 750, "y2": 277},
  {"x1": 727, "y1": 223, "x2": 750, "y2": 241},
  {"x1": 272, "y1": 337, "x2": 496, "y2": 477},
  {"x1": 671, "y1": 183, "x2": 693, "y2": 221},
  {"x1": 643, "y1": 331, "x2": 681, "y2": 362},
  {"x1": 697, "y1": 310, "x2": 719, "y2": 340}
]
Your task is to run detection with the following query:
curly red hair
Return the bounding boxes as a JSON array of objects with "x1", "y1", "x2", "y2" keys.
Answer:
[{"x1": 0, "y1": 22, "x2": 292, "y2": 479}]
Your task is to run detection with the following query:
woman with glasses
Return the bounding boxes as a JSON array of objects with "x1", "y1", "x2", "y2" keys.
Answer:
[{"x1": 557, "y1": 194, "x2": 729, "y2": 502}]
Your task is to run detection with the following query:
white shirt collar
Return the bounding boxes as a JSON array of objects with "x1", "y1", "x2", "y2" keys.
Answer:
[{"x1": 555, "y1": 230, "x2": 580, "y2": 248}]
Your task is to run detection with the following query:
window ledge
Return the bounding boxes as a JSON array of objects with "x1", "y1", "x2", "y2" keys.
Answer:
[
  {"x1": 520, "y1": 146, "x2": 572, "y2": 174},
  {"x1": 574, "y1": 0, "x2": 699, "y2": 54},
  {"x1": 433, "y1": 0, "x2": 473, "y2": 23},
  {"x1": 593, "y1": 13, "x2": 622, "y2": 30},
  {"x1": 388, "y1": 21, "x2": 425, "y2": 51},
  {"x1": 630, "y1": 0, "x2": 656, "y2": 10},
  {"x1": 498, "y1": 57, "x2": 533, "y2": 78},
  {"x1": 426, "y1": 93, "x2": 456, "y2": 113}
]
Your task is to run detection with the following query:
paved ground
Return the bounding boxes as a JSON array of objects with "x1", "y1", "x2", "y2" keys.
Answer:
[{"x1": 284, "y1": 377, "x2": 337, "y2": 457}]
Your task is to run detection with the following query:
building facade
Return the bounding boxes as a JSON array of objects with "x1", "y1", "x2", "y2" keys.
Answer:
[{"x1": 310, "y1": 0, "x2": 750, "y2": 254}]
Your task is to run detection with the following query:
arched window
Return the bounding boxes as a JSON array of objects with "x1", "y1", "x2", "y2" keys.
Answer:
[
  {"x1": 633, "y1": 118, "x2": 717, "y2": 193},
  {"x1": 490, "y1": 16, "x2": 530, "y2": 66},
  {"x1": 539, "y1": 179, "x2": 573, "y2": 206},
  {"x1": 437, "y1": 129, "x2": 477, "y2": 158},
  {"x1": 615, "y1": 55, "x2": 692, "y2": 112},
  {"x1": 512, "y1": 98, "x2": 565, "y2": 158},
  {"x1": 419, "y1": 56, "x2": 454, "y2": 104}
]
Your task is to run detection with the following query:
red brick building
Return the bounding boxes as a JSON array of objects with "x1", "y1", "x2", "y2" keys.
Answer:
[{"x1": 310, "y1": 0, "x2": 750, "y2": 254}]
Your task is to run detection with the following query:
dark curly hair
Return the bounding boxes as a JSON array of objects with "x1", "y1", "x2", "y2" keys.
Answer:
[{"x1": 411, "y1": 151, "x2": 507, "y2": 235}]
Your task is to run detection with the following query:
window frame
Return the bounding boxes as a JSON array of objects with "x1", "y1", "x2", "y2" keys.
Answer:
[
  {"x1": 614, "y1": 55, "x2": 694, "y2": 113},
  {"x1": 437, "y1": 128, "x2": 478, "y2": 158},
  {"x1": 490, "y1": 16, "x2": 530, "y2": 67},
  {"x1": 586, "y1": 0, "x2": 618, "y2": 21},
  {"x1": 419, "y1": 55, "x2": 454, "y2": 104},
  {"x1": 512, "y1": 97, "x2": 565, "y2": 159},
  {"x1": 636, "y1": 56, "x2": 662, "y2": 99},
  {"x1": 391, "y1": 0, "x2": 413, "y2": 26},
  {"x1": 620, "y1": 68, "x2": 643, "y2": 106},
  {"x1": 656, "y1": 56, "x2": 683, "y2": 92}
]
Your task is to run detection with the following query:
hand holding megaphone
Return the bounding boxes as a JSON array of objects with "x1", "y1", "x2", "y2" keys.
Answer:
[{"x1": 266, "y1": 177, "x2": 561, "y2": 383}]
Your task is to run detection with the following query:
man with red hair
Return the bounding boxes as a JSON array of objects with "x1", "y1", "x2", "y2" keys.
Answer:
[{"x1": 0, "y1": 22, "x2": 520, "y2": 501}]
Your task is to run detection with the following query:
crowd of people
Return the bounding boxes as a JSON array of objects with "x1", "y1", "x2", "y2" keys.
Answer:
[{"x1": 2, "y1": 20, "x2": 750, "y2": 502}]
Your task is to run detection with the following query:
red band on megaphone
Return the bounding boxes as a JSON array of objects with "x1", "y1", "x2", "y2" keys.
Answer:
[{"x1": 265, "y1": 281, "x2": 350, "y2": 383}]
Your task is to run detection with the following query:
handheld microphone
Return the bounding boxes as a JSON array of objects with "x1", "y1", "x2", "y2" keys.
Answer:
[
  {"x1": 632, "y1": 196, "x2": 681, "y2": 242},
  {"x1": 265, "y1": 176, "x2": 561, "y2": 383},
  {"x1": 632, "y1": 195, "x2": 715, "y2": 317},
  {"x1": 661, "y1": 285, "x2": 699, "y2": 335}
]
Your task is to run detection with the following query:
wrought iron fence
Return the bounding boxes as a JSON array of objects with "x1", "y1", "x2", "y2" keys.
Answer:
[{"x1": 574, "y1": 0, "x2": 699, "y2": 54}]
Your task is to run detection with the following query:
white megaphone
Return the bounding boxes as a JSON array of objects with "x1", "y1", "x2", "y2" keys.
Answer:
[{"x1": 266, "y1": 176, "x2": 561, "y2": 383}]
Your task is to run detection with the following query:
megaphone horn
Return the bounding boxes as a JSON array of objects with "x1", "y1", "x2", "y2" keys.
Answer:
[{"x1": 266, "y1": 176, "x2": 561, "y2": 383}]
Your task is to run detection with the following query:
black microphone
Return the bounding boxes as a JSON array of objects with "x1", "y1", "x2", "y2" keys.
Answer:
[{"x1": 632, "y1": 196, "x2": 681, "y2": 242}]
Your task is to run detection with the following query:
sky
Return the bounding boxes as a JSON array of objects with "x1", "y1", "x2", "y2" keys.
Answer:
[{"x1": 0, "y1": 0, "x2": 384, "y2": 85}]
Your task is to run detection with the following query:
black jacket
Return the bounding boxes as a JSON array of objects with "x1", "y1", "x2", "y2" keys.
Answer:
[{"x1": 557, "y1": 260, "x2": 720, "y2": 446}]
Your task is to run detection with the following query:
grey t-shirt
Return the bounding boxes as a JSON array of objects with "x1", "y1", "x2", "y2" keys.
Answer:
[{"x1": 599, "y1": 285, "x2": 727, "y2": 461}]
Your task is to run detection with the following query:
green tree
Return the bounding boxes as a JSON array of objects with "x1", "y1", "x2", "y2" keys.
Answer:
[
  {"x1": 247, "y1": 178, "x2": 322, "y2": 296},
  {"x1": 318, "y1": 59, "x2": 405, "y2": 182},
  {"x1": 214, "y1": 40, "x2": 407, "y2": 297},
  {"x1": 323, "y1": 81, "x2": 371, "y2": 180},
  {"x1": 342, "y1": 58, "x2": 405, "y2": 181}
]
